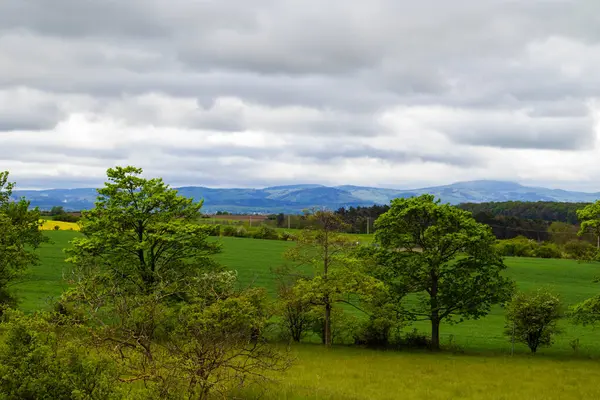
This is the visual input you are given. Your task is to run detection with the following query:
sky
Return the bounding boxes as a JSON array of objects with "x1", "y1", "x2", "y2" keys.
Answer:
[{"x1": 2, "y1": 0, "x2": 600, "y2": 191}]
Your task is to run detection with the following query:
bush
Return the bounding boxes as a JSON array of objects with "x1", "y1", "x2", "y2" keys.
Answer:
[
  {"x1": 398, "y1": 329, "x2": 430, "y2": 349},
  {"x1": 252, "y1": 225, "x2": 279, "y2": 240},
  {"x1": 53, "y1": 225, "x2": 60, "y2": 231},
  {"x1": 279, "y1": 231, "x2": 297, "y2": 241},
  {"x1": 201, "y1": 224, "x2": 221, "y2": 237},
  {"x1": 505, "y1": 288, "x2": 562, "y2": 353},
  {"x1": 495, "y1": 236, "x2": 538, "y2": 257},
  {"x1": 354, "y1": 316, "x2": 395, "y2": 348},
  {"x1": 563, "y1": 239, "x2": 597, "y2": 260},
  {"x1": 54, "y1": 213, "x2": 80, "y2": 223},
  {"x1": 222, "y1": 225, "x2": 237, "y2": 237},
  {"x1": 234, "y1": 226, "x2": 249, "y2": 238},
  {"x1": 0, "y1": 309, "x2": 120, "y2": 399},
  {"x1": 534, "y1": 243, "x2": 562, "y2": 259},
  {"x1": 309, "y1": 309, "x2": 360, "y2": 345}
]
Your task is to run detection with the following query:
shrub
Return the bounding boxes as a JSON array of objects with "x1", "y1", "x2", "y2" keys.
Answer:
[
  {"x1": 201, "y1": 224, "x2": 221, "y2": 237},
  {"x1": 222, "y1": 225, "x2": 237, "y2": 237},
  {"x1": 534, "y1": 243, "x2": 562, "y2": 259},
  {"x1": 504, "y1": 288, "x2": 562, "y2": 353},
  {"x1": 54, "y1": 213, "x2": 80, "y2": 223},
  {"x1": 276, "y1": 283, "x2": 313, "y2": 342},
  {"x1": 354, "y1": 316, "x2": 395, "y2": 348},
  {"x1": 279, "y1": 231, "x2": 297, "y2": 241},
  {"x1": 252, "y1": 225, "x2": 279, "y2": 240},
  {"x1": 563, "y1": 239, "x2": 597, "y2": 261},
  {"x1": 399, "y1": 329, "x2": 430, "y2": 349},
  {"x1": 309, "y1": 309, "x2": 360, "y2": 345},
  {"x1": 495, "y1": 236, "x2": 538, "y2": 257},
  {"x1": 234, "y1": 226, "x2": 249, "y2": 238},
  {"x1": 53, "y1": 225, "x2": 60, "y2": 231},
  {"x1": 0, "y1": 309, "x2": 120, "y2": 399}
]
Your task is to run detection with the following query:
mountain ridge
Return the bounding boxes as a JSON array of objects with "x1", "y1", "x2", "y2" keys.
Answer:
[{"x1": 11, "y1": 180, "x2": 600, "y2": 213}]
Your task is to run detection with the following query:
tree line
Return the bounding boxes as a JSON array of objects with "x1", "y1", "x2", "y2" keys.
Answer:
[{"x1": 1, "y1": 168, "x2": 600, "y2": 398}]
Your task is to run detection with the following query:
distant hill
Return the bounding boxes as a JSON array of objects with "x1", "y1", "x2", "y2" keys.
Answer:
[{"x1": 11, "y1": 180, "x2": 600, "y2": 213}]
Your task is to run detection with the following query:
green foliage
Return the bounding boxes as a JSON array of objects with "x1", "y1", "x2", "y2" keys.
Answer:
[
  {"x1": 222, "y1": 225, "x2": 238, "y2": 237},
  {"x1": 279, "y1": 231, "x2": 297, "y2": 241},
  {"x1": 284, "y1": 210, "x2": 384, "y2": 346},
  {"x1": 252, "y1": 225, "x2": 279, "y2": 240},
  {"x1": 54, "y1": 214, "x2": 80, "y2": 223},
  {"x1": 49, "y1": 206, "x2": 65, "y2": 216},
  {"x1": 563, "y1": 240, "x2": 597, "y2": 261},
  {"x1": 398, "y1": 329, "x2": 431, "y2": 349},
  {"x1": 66, "y1": 166, "x2": 222, "y2": 295},
  {"x1": 161, "y1": 285, "x2": 290, "y2": 399},
  {"x1": 0, "y1": 309, "x2": 120, "y2": 400},
  {"x1": 534, "y1": 243, "x2": 562, "y2": 259},
  {"x1": 459, "y1": 201, "x2": 587, "y2": 225},
  {"x1": 201, "y1": 224, "x2": 221, "y2": 237},
  {"x1": 494, "y1": 237, "x2": 564, "y2": 259},
  {"x1": 505, "y1": 288, "x2": 562, "y2": 353},
  {"x1": 354, "y1": 305, "x2": 402, "y2": 348},
  {"x1": 570, "y1": 294, "x2": 600, "y2": 326},
  {"x1": 63, "y1": 166, "x2": 288, "y2": 399},
  {"x1": 0, "y1": 171, "x2": 49, "y2": 310},
  {"x1": 274, "y1": 269, "x2": 313, "y2": 342},
  {"x1": 374, "y1": 194, "x2": 515, "y2": 349},
  {"x1": 548, "y1": 222, "x2": 579, "y2": 245},
  {"x1": 235, "y1": 226, "x2": 248, "y2": 238},
  {"x1": 494, "y1": 236, "x2": 538, "y2": 257},
  {"x1": 577, "y1": 201, "x2": 600, "y2": 249}
]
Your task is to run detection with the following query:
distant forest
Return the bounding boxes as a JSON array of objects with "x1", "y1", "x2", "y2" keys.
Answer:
[{"x1": 334, "y1": 201, "x2": 592, "y2": 242}]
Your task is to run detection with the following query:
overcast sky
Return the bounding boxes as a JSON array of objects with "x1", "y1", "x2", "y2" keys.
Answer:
[{"x1": 2, "y1": 0, "x2": 600, "y2": 190}]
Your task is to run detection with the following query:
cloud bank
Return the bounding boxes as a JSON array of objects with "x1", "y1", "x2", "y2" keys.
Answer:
[{"x1": 2, "y1": 0, "x2": 600, "y2": 190}]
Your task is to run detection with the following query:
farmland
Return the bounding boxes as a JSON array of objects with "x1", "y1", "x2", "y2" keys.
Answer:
[
  {"x1": 6, "y1": 223, "x2": 600, "y2": 399},
  {"x1": 15, "y1": 231, "x2": 600, "y2": 355}
]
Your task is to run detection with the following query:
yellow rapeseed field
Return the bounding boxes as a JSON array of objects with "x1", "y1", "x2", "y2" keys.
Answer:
[{"x1": 40, "y1": 219, "x2": 80, "y2": 231}]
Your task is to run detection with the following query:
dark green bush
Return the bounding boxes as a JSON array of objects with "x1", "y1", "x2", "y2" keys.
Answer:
[
  {"x1": 398, "y1": 329, "x2": 430, "y2": 349},
  {"x1": 222, "y1": 225, "x2": 237, "y2": 237},
  {"x1": 54, "y1": 214, "x2": 80, "y2": 223},
  {"x1": 279, "y1": 231, "x2": 297, "y2": 241},
  {"x1": 200, "y1": 224, "x2": 221, "y2": 237},
  {"x1": 354, "y1": 316, "x2": 394, "y2": 348},
  {"x1": 234, "y1": 226, "x2": 249, "y2": 238},
  {"x1": 0, "y1": 310, "x2": 121, "y2": 399},
  {"x1": 252, "y1": 225, "x2": 279, "y2": 240},
  {"x1": 563, "y1": 239, "x2": 597, "y2": 260},
  {"x1": 534, "y1": 243, "x2": 562, "y2": 259},
  {"x1": 495, "y1": 236, "x2": 538, "y2": 257}
]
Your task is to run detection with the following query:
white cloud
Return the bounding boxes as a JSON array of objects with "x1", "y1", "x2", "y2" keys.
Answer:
[{"x1": 1, "y1": 0, "x2": 600, "y2": 190}]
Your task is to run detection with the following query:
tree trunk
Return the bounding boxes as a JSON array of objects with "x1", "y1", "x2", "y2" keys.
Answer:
[
  {"x1": 324, "y1": 301, "x2": 332, "y2": 347},
  {"x1": 430, "y1": 270, "x2": 440, "y2": 350},
  {"x1": 431, "y1": 315, "x2": 440, "y2": 351}
]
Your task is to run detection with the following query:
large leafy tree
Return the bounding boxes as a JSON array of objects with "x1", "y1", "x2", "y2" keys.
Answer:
[
  {"x1": 65, "y1": 166, "x2": 287, "y2": 397},
  {"x1": 0, "y1": 171, "x2": 48, "y2": 308},
  {"x1": 374, "y1": 195, "x2": 514, "y2": 350},
  {"x1": 66, "y1": 166, "x2": 221, "y2": 296}
]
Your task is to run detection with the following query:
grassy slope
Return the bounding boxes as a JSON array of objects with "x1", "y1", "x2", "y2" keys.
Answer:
[
  {"x1": 13, "y1": 231, "x2": 600, "y2": 398},
  {"x1": 247, "y1": 344, "x2": 600, "y2": 400},
  {"x1": 14, "y1": 231, "x2": 600, "y2": 356}
]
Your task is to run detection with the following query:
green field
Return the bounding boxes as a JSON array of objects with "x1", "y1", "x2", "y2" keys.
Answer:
[
  {"x1": 247, "y1": 345, "x2": 600, "y2": 400},
  {"x1": 15, "y1": 231, "x2": 600, "y2": 355},
  {"x1": 11, "y1": 231, "x2": 600, "y2": 399}
]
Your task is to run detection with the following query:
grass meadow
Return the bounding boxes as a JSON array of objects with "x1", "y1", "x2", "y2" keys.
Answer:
[{"x1": 12, "y1": 230, "x2": 600, "y2": 399}]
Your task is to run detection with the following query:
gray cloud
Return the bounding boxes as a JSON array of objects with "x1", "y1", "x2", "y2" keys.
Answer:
[{"x1": 1, "y1": 0, "x2": 600, "y2": 189}]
